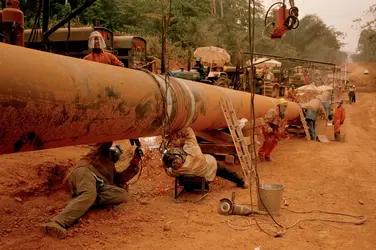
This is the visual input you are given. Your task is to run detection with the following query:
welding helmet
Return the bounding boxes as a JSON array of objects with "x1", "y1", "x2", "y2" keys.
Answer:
[
  {"x1": 162, "y1": 148, "x2": 187, "y2": 170},
  {"x1": 276, "y1": 98, "x2": 288, "y2": 118},
  {"x1": 110, "y1": 144, "x2": 124, "y2": 163},
  {"x1": 276, "y1": 98, "x2": 288, "y2": 107},
  {"x1": 88, "y1": 31, "x2": 106, "y2": 50}
]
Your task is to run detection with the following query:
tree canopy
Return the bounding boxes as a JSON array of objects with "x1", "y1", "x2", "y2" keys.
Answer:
[
  {"x1": 2, "y1": 0, "x2": 347, "y2": 64},
  {"x1": 352, "y1": 4, "x2": 376, "y2": 62}
]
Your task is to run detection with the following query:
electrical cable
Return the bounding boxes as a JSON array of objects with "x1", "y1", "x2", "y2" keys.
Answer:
[
  {"x1": 157, "y1": 0, "x2": 173, "y2": 154},
  {"x1": 264, "y1": 2, "x2": 283, "y2": 35},
  {"x1": 281, "y1": 208, "x2": 366, "y2": 228},
  {"x1": 66, "y1": 6, "x2": 72, "y2": 55},
  {"x1": 249, "y1": 0, "x2": 286, "y2": 237},
  {"x1": 29, "y1": 0, "x2": 43, "y2": 44},
  {"x1": 128, "y1": 159, "x2": 143, "y2": 185}
]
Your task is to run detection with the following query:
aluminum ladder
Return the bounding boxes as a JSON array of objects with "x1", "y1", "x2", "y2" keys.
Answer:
[
  {"x1": 299, "y1": 108, "x2": 311, "y2": 141},
  {"x1": 220, "y1": 98, "x2": 253, "y2": 182}
]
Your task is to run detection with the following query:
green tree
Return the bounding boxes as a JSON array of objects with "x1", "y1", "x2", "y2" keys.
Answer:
[{"x1": 352, "y1": 4, "x2": 376, "y2": 62}]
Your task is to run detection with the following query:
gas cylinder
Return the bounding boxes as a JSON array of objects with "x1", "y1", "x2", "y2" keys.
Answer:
[{"x1": 2, "y1": 0, "x2": 24, "y2": 46}]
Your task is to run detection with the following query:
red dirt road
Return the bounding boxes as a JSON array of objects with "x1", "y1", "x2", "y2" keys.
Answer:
[{"x1": 0, "y1": 92, "x2": 375, "y2": 250}]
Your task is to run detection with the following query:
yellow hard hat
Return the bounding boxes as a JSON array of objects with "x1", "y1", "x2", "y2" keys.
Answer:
[{"x1": 276, "y1": 98, "x2": 288, "y2": 106}]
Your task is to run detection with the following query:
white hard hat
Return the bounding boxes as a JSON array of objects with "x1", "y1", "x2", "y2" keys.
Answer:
[{"x1": 88, "y1": 31, "x2": 106, "y2": 49}]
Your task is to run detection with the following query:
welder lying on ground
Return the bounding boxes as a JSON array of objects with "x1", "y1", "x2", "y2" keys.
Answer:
[
  {"x1": 258, "y1": 98, "x2": 289, "y2": 161},
  {"x1": 162, "y1": 127, "x2": 246, "y2": 188},
  {"x1": 41, "y1": 142, "x2": 143, "y2": 239}
]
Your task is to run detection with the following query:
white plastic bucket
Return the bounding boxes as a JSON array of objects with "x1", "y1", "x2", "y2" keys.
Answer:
[{"x1": 257, "y1": 184, "x2": 284, "y2": 214}]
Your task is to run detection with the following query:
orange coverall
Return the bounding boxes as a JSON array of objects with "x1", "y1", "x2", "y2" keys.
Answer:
[
  {"x1": 84, "y1": 51, "x2": 124, "y2": 67},
  {"x1": 333, "y1": 106, "x2": 346, "y2": 134},
  {"x1": 258, "y1": 109, "x2": 288, "y2": 159},
  {"x1": 304, "y1": 75, "x2": 309, "y2": 85}
]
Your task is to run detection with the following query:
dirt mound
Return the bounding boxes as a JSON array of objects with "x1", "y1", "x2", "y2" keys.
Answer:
[{"x1": 0, "y1": 160, "x2": 74, "y2": 198}]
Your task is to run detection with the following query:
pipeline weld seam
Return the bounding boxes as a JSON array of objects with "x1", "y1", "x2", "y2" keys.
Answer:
[
  {"x1": 154, "y1": 75, "x2": 173, "y2": 120},
  {"x1": 174, "y1": 78, "x2": 196, "y2": 127}
]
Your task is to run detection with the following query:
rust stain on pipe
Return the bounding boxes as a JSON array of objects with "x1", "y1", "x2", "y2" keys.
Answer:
[{"x1": 0, "y1": 43, "x2": 300, "y2": 154}]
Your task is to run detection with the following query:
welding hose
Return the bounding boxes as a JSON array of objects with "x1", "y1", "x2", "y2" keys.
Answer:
[{"x1": 264, "y1": 2, "x2": 284, "y2": 34}]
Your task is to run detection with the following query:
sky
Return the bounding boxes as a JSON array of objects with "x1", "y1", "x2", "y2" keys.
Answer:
[{"x1": 262, "y1": 0, "x2": 375, "y2": 53}]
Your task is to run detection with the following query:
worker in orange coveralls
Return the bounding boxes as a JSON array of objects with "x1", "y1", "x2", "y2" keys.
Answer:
[
  {"x1": 84, "y1": 31, "x2": 124, "y2": 67},
  {"x1": 258, "y1": 98, "x2": 289, "y2": 162},
  {"x1": 304, "y1": 72, "x2": 310, "y2": 85},
  {"x1": 333, "y1": 100, "x2": 346, "y2": 138}
]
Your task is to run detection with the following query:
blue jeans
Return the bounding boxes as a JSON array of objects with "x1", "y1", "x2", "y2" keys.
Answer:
[{"x1": 306, "y1": 119, "x2": 316, "y2": 140}]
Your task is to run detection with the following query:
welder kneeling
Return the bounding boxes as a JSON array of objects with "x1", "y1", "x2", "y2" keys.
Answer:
[{"x1": 162, "y1": 127, "x2": 246, "y2": 188}]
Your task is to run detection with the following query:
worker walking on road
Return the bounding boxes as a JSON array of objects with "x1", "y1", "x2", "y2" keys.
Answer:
[
  {"x1": 258, "y1": 98, "x2": 289, "y2": 161},
  {"x1": 84, "y1": 31, "x2": 124, "y2": 67},
  {"x1": 162, "y1": 127, "x2": 246, "y2": 188},
  {"x1": 333, "y1": 100, "x2": 346, "y2": 138},
  {"x1": 41, "y1": 142, "x2": 143, "y2": 239},
  {"x1": 348, "y1": 85, "x2": 356, "y2": 104}
]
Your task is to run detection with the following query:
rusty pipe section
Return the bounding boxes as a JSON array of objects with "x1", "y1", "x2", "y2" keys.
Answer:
[{"x1": 0, "y1": 43, "x2": 300, "y2": 154}]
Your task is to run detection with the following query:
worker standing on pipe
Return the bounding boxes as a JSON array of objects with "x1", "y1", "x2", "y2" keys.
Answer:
[
  {"x1": 258, "y1": 98, "x2": 289, "y2": 162},
  {"x1": 41, "y1": 142, "x2": 143, "y2": 239},
  {"x1": 333, "y1": 100, "x2": 346, "y2": 138},
  {"x1": 84, "y1": 31, "x2": 124, "y2": 67},
  {"x1": 161, "y1": 127, "x2": 246, "y2": 188}
]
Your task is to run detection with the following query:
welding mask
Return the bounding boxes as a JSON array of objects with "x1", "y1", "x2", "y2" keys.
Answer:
[
  {"x1": 110, "y1": 144, "x2": 124, "y2": 163},
  {"x1": 277, "y1": 98, "x2": 288, "y2": 118},
  {"x1": 88, "y1": 31, "x2": 106, "y2": 50},
  {"x1": 162, "y1": 148, "x2": 187, "y2": 170}
]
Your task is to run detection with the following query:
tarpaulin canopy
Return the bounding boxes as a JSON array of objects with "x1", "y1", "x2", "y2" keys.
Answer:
[{"x1": 194, "y1": 46, "x2": 231, "y2": 66}]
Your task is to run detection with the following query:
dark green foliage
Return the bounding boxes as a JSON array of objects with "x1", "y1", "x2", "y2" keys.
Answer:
[{"x1": 3, "y1": 0, "x2": 346, "y2": 63}]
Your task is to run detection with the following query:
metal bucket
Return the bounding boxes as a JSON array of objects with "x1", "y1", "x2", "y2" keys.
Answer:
[
  {"x1": 257, "y1": 184, "x2": 284, "y2": 214},
  {"x1": 335, "y1": 134, "x2": 345, "y2": 142}
]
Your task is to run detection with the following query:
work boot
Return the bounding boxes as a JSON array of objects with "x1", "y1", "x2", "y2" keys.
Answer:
[
  {"x1": 41, "y1": 221, "x2": 67, "y2": 239},
  {"x1": 258, "y1": 153, "x2": 264, "y2": 161},
  {"x1": 264, "y1": 156, "x2": 272, "y2": 162},
  {"x1": 237, "y1": 180, "x2": 248, "y2": 189},
  {"x1": 216, "y1": 165, "x2": 246, "y2": 188}
]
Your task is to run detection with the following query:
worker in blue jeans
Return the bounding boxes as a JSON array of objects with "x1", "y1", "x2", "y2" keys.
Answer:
[{"x1": 305, "y1": 108, "x2": 317, "y2": 140}]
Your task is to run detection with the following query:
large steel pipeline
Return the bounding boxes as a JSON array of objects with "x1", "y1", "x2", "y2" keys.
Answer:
[{"x1": 0, "y1": 43, "x2": 300, "y2": 154}]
